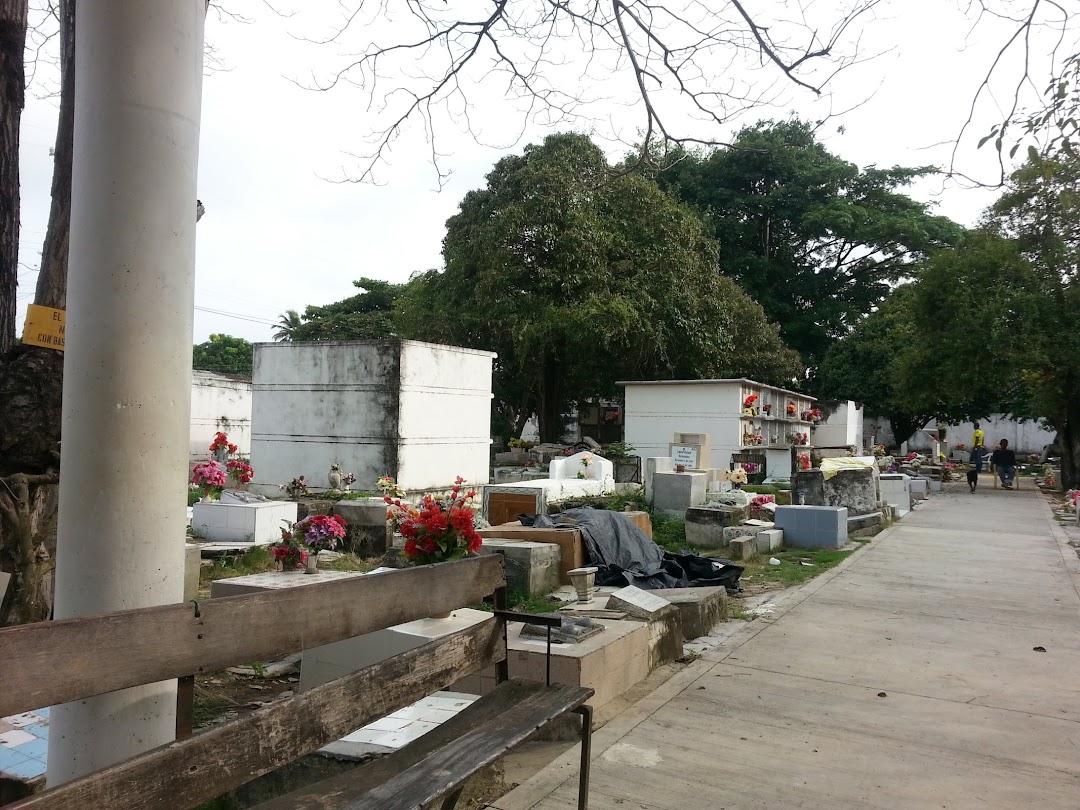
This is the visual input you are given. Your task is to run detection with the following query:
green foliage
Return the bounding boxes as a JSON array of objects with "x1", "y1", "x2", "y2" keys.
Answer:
[
  {"x1": 741, "y1": 547, "x2": 855, "y2": 587},
  {"x1": 650, "y1": 120, "x2": 964, "y2": 369},
  {"x1": 192, "y1": 334, "x2": 253, "y2": 377},
  {"x1": 894, "y1": 232, "x2": 1042, "y2": 425},
  {"x1": 650, "y1": 514, "x2": 687, "y2": 551},
  {"x1": 396, "y1": 132, "x2": 802, "y2": 442},
  {"x1": 817, "y1": 285, "x2": 934, "y2": 445},
  {"x1": 288, "y1": 278, "x2": 405, "y2": 342},
  {"x1": 601, "y1": 441, "x2": 636, "y2": 459}
]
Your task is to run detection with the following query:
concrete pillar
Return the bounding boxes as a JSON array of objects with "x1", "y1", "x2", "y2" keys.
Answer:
[{"x1": 47, "y1": 1, "x2": 205, "y2": 785}]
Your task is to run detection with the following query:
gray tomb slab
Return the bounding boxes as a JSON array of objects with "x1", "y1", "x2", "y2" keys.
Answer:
[
  {"x1": 478, "y1": 539, "x2": 561, "y2": 596},
  {"x1": 654, "y1": 587, "x2": 728, "y2": 639},
  {"x1": 651, "y1": 470, "x2": 703, "y2": 513},
  {"x1": 606, "y1": 585, "x2": 680, "y2": 622}
]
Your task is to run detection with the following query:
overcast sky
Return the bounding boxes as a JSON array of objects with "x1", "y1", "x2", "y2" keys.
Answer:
[{"x1": 14, "y1": 0, "x2": 1073, "y2": 344}]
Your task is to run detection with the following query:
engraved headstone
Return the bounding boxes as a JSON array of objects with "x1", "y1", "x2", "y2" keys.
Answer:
[{"x1": 606, "y1": 585, "x2": 679, "y2": 621}]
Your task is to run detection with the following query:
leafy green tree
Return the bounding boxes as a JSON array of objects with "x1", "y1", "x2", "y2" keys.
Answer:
[
  {"x1": 290, "y1": 278, "x2": 404, "y2": 342},
  {"x1": 892, "y1": 231, "x2": 1042, "y2": 440},
  {"x1": 192, "y1": 334, "x2": 254, "y2": 377},
  {"x1": 651, "y1": 120, "x2": 964, "y2": 370},
  {"x1": 396, "y1": 132, "x2": 802, "y2": 442},
  {"x1": 817, "y1": 286, "x2": 933, "y2": 447}
]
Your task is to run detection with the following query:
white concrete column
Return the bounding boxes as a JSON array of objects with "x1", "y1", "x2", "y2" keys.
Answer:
[{"x1": 47, "y1": 1, "x2": 205, "y2": 786}]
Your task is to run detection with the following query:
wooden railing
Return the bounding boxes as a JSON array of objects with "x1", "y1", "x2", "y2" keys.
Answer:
[{"x1": 1, "y1": 555, "x2": 507, "y2": 810}]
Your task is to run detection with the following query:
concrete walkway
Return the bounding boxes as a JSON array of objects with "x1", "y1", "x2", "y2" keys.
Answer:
[{"x1": 493, "y1": 484, "x2": 1080, "y2": 809}]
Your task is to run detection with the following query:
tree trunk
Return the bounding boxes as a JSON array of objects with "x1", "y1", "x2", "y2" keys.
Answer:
[
  {"x1": 536, "y1": 351, "x2": 564, "y2": 443},
  {"x1": 0, "y1": 0, "x2": 26, "y2": 352},
  {"x1": 0, "y1": 474, "x2": 58, "y2": 625},
  {"x1": 0, "y1": 0, "x2": 72, "y2": 624},
  {"x1": 888, "y1": 413, "x2": 931, "y2": 450},
  {"x1": 1059, "y1": 405, "x2": 1080, "y2": 491},
  {"x1": 34, "y1": 0, "x2": 74, "y2": 309}
]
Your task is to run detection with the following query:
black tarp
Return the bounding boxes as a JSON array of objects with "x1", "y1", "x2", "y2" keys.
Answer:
[{"x1": 527, "y1": 507, "x2": 743, "y2": 593}]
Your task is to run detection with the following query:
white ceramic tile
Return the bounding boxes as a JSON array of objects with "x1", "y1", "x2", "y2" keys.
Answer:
[
  {"x1": 362, "y1": 716, "x2": 414, "y2": 733},
  {"x1": 340, "y1": 728, "x2": 394, "y2": 746},
  {"x1": 0, "y1": 730, "x2": 35, "y2": 748},
  {"x1": 377, "y1": 721, "x2": 438, "y2": 749},
  {"x1": 389, "y1": 705, "x2": 430, "y2": 722},
  {"x1": 3, "y1": 713, "x2": 40, "y2": 729},
  {"x1": 414, "y1": 708, "x2": 459, "y2": 724}
]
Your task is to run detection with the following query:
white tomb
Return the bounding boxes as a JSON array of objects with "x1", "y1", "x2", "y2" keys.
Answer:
[
  {"x1": 249, "y1": 340, "x2": 495, "y2": 495},
  {"x1": 191, "y1": 499, "x2": 299, "y2": 543}
]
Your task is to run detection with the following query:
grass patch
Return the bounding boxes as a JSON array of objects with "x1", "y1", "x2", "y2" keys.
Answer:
[
  {"x1": 472, "y1": 587, "x2": 564, "y2": 614},
  {"x1": 198, "y1": 548, "x2": 381, "y2": 597},
  {"x1": 740, "y1": 547, "x2": 854, "y2": 587},
  {"x1": 651, "y1": 514, "x2": 687, "y2": 551},
  {"x1": 199, "y1": 547, "x2": 278, "y2": 593},
  {"x1": 551, "y1": 491, "x2": 646, "y2": 512}
]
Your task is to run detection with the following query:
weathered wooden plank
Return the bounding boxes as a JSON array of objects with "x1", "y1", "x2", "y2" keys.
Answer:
[
  {"x1": 342, "y1": 684, "x2": 592, "y2": 810},
  {"x1": 251, "y1": 681, "x2": 590, "y2": 810},
  {"x1": 0, "y1": 555, "x2": 504, "y2": 717},
  {"x1": 9, "y1": 618, "x2": 505, "y2": 810}
]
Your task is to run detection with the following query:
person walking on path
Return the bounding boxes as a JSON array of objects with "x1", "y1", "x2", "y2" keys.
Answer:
[
  {"x1": 990, "y1": 438, "x2": 1017, "y2": 488},
  {"x1": 971, "y1": 422, "x2": 987, "y2": 472}
]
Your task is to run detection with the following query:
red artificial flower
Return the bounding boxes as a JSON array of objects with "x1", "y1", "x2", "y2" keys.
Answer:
[
  {"x1": 399, "y1": 521, "x2": 418, "y2": 539},
  {"x1": 419, "y1": 536, "x2": 438, "y2": 554},
  {"x1": 467, "y1": 532, "x2": 482, "y2": 554},
  {"x1": 423, "y1": 511, "x2": 448, "y2": 535},
  {"x1": 332, "y1": 514, "x2": 347, "y2": 528},
  {"x1": 449, "y1": 507, "x2": 473, "y2": 531},
  {"x1": 403, "y1": 539, "x2": 419, "y2": 558}
]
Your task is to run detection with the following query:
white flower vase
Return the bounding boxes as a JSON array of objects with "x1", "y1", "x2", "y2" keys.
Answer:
[
  {"x1": 304, "y1": 553, "x2": 319, "y2": 574},
  {"x1": 568, "y1": 567, "x2": 599, "y2": 604},
  {"x1": 327, "y1": 468, "x2": 343, "y2": 490}
]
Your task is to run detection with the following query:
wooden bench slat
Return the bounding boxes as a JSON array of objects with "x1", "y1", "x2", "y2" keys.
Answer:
[
  {"x1": 250, "y1": 681, "x2": 590, "y2": 810},
  {"x1": 9, "y1": 619, "x2": 506, "y2": 810},
  {"x1": 0, "y1": 555, "x2": 505, "y2": 717},
  {"x1": 340, "y1": 683, "x2": 592, "y2": 810}
]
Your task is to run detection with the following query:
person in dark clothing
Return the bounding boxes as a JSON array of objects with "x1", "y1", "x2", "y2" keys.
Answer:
[{"x1": 990, "y1": 439, "x2": 1017, "y2": 488}]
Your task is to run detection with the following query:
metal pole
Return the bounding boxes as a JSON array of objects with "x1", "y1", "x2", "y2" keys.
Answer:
[{"x1": 47, "y1": 0, "x2": 204, "y2": 784}]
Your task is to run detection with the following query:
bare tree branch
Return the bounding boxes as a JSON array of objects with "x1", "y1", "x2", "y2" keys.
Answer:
[{"x1": 286, "y1": 0, "x2": 886, "y2": 183}]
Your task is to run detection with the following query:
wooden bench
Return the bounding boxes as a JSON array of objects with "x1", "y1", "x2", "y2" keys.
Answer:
[{"x1": 0, "y1": 555, "x2": 593, "y2": 810}]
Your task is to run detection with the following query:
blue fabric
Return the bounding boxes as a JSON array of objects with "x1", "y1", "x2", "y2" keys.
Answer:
[
  {"x1": 970, "y1": 447, "x2": 985, "y2": 472},
  {"x1": 998, "y1": 465, "x2": 1016, "y2": 485}
]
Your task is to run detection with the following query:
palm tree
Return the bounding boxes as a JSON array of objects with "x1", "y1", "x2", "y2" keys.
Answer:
[{"x1": 273, "y1": 309, "x2": 302, "y2": 341}]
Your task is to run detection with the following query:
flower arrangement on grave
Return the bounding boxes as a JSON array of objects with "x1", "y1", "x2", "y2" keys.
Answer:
[
  {"x1": 808, "y1": 408, "x2": 822, "y2": 424},
  {"x1": 507, "y1": 438, "x2": 536, "y2": 450},
  {"x1": 385, "y1": 476, "x2": 483, "y2": 565},
  {"x1": 743, "y1": 462, "x2": 759, "y2": 475},
  {"x1": 191, "y1": 461, "x2": 226, "y2": 502},
  {"x1": 742, "y1": 432, "x2": 756, "y2": 446},
  {"x1": 279, "y1": 476, "x2": 310, "y2": 499},
  {"x1": 269, "y1": 523, "x2": 309, "y2": 570},
  {"x1": 226, "y1": 459, "x2": 254, "y2": 485},
  {"x1": 786, "y1": 402, "x2": 798, "y2": 417},
  {"x1": 298, "y1": 514, "x2": 347, "y2": 551},
  {"x1": 376, "y1": 475, "x2": 406, "y2": 499},
  {"x1": 749, "y1": 493, "x2": 775, "y2": 518},
  {"x1": 800, "y1": 410, "x2": 811, "y2": 421},
  {"x1": 209, "y1": 431, "x2": 239, "y2": 465},
  {"x1": 576, "y1": 454, "x2": 593, "y2": 479},
  {"x1": 872, "y1": 444, "x2": 887, "y2": 458},
  {"x1": 342, "y1": 472, "x2": 357, "y2": 490},
  {"x1": 954, "y1": 443, "x2": 966, "y2": 451},
  {"x1": 797, "y1": 453, "x2": 812, "y2": 471},
  {"x1": 762, "y1": 403, "x2": 772, "y2": 415},
  {"x1": 743, "y1": 393, "x2": 759, "y2": 411},
  {"x1": 725, "y1": 468, "x2": 748, "y2": 488}
]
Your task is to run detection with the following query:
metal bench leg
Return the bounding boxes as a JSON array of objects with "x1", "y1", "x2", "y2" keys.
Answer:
[
  {"x1": 573, "y1": 705, "x2": 593, "y2": 810},
  {"x1": 440, "y1": 786, "x2": 465, "y2": 810}
]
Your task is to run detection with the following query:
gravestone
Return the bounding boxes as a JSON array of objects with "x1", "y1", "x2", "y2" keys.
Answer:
[
  {"x1": 773, "y1": 505, "x2": 847, "y2": 549},
  {"x1": 478, "y1": 539, "x2": 561, "y2": 596},
  {"x1": 607, "y1": 586, "x2": 679, "y2": 622},
  {"x1": 651, "y1": 471, "x2": 706, "y2": 514},
  {"x1": 684, "y1": 505, "x2": 749, "y2": 547}
]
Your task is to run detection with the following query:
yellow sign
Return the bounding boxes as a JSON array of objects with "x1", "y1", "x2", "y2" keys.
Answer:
[{"x1": 22, "y1": 304, "x2": 65, "y2": 351}]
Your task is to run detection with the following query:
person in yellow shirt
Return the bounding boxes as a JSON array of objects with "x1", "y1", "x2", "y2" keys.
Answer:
[{"x1": 971, "y1": 422, "x2": 986, "y2": 472}]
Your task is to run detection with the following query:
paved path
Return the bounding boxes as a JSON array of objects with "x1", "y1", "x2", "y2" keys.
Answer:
[{"x1": 494, "y1": 484, "x2": 1080, "y2": 809}]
